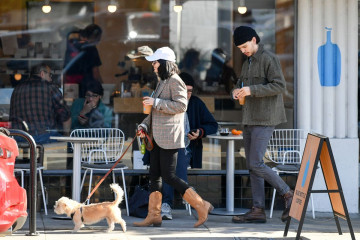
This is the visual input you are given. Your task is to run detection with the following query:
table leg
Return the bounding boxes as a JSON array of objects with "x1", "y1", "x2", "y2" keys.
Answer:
[
  {"x1": 72, "y1": 142, "x2": 81, "y2": 202},
  {"x1": 115, "y1": 113, "x2": 119, "y2": 129},
  {"x1": 226, "y1": 139, "x2": 235, "y2": 212},
  {"x1": 210, "y1": 139, "x2": 247, "y2": 216}
]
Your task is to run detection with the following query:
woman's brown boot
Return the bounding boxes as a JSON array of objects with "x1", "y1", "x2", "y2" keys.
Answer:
[
  {"x1": 133, "y1": 191, "x2": 162, "y2": 227},
  {"x1": 183, "y1": 188, "x2": 214, "y2": 228}
]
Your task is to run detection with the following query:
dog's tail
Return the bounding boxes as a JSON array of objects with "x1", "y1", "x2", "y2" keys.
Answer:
[{"x1": 110, "y1": 183, "x2": 124, "y2": 206}]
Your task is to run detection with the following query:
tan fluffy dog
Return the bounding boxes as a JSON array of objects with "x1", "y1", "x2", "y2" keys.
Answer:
[{"x1": 54, "y1": 183, "x2": 126, "y2": 233}]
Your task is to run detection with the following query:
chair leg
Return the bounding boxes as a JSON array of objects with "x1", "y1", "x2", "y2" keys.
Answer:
[
  {"x1": 120, "y1": 170, "x2": 129, "y2": 216},
  {"x1": 13, "y1": 170, "x2": 24, "y2": 187},
  {"x1": 310, "y1": 193, "x2": 315, "y2": 219},
  {"x1": 21, "y1": 171, "x2": 24, "y2": 187},
  {"x1": 112, "y1": 171, "x2": 117, "y2": 200},
  {"x1": 87, "y1": 169, "x2": 94, "y2": 205},
  {"x1": 185, "y1": 201, "x2": 192, "y2": 216},
  {"x1": 38, "y1": 169, "x2": 47, "y2": 215},
  {"x1": 18, "y1": 171, "x2": 24, "y2": 188},
  {"x1": 269, "y1": 188, "x2": 277, "y2": 218},
  {"x1": 80, "y1": 169, "x2": 89, "y2": 193}
]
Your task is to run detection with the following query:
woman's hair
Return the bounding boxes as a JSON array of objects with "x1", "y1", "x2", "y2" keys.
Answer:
[
  {"x1": 86, "y1": 80, "x2": 104, "y2": 96},
  {"x1": 157, "y1": 59, "x2": 180, "y2": 80}
]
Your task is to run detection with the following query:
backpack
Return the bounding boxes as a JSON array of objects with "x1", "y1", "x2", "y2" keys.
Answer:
[{"x1": 128, "y1": 184, "x2": 150, "y2": 218}]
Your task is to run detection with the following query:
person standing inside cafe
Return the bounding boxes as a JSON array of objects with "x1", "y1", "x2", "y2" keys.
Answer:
[
  {"x1": 134, "y1": 47, "x2": 213, "y2": 228},
  {"x1": 231, "y1": 26, "x2": 293, "y2": 223}
]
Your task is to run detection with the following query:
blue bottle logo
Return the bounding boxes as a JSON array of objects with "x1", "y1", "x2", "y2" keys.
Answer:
[
  {"x1": 317, "y1": 27, "x2": 341, "y2": 86},
  {"x1": 301, "y1": 151, "x2": 311, "y2": 188}
]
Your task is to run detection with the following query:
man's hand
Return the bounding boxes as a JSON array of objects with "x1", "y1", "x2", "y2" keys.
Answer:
[
  {"x1": 233, "y1": 87, "x2": 251, "y2": 99},
  {"x1": 232, "y1": 88, "x2": 241, "y2": 99},
  {"x1": 62, "y1": 118, "x2": 71, "y2": 136},
  {"x1": 187, "y1": 129, "x2": 200, "y2": 140}
]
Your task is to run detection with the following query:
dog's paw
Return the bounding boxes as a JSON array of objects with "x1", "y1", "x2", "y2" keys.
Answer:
[{"x1": 72, "y1": 225, "x2": 83, "y2": 233}]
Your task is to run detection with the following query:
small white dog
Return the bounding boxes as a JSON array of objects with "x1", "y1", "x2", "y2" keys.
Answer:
[{"x1": 54, "y1": 183, "x2": 126, "y2": 233}]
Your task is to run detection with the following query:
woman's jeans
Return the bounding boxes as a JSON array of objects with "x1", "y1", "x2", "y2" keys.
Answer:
[
  {"x1": 162, "y1": 148, "x2": 190, "y2": 207},
  {"x1": 243, "y1": 125, "x2": 290, "y2": 209},
  {"x1": 149, "y1": 141, "x2": 189, "y2": 195}
]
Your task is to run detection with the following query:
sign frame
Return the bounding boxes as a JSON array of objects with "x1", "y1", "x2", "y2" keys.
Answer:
[{"x1": 283, "y1": 133, "x2": 355, "y2": 240}]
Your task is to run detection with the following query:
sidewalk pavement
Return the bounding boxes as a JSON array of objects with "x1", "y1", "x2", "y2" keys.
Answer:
[{"x1": 3, "y1": 209, "x2": 360, "y2": 240}]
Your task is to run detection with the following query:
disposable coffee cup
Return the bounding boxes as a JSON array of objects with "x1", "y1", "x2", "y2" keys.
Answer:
[
  {"x1": 239, "y1": 97, "x2": 245, "y2": 105},
  {"x1": 143, "y1": 104, "x2": 152, "y2": 114}
]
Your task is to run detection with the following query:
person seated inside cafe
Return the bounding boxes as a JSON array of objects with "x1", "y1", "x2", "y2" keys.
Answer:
[
  {"x1": 70, "y1": 80, "x2": 112, "y2": 130},
  {"x1": 10, "y1": 63, "x2": 71, "y2": 144}
]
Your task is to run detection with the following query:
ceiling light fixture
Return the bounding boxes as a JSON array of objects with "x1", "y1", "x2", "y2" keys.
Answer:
[
  {"x1": 107, "y1": 0, "x2": 117, "y2": 13},
  {"x1": 238, "y1": 0, "x2": 247, "y2": 15},
  {"x1": 174, "y1": 0, "x2": 183, "y2": 13},
  {"x1": 42, "y1": 0, "x2": 51, "y2": 14}
]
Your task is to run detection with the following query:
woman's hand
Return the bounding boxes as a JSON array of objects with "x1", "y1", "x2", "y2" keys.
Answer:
[
  {"x1": 137, "y1": 126, "x2": 146, "y2": 138},
  {"x1": 143, "y1": 96, "x2": 154, "y2": 106},
  {"x1": 187, "y1": 129, "x2": 199, "y2": 140},
  {"x1": 81, "y1": 100, "x2": 97, "y2": 115},
  {"x1": 77, "y1": 114, "x2": 88, "y2": 125}
]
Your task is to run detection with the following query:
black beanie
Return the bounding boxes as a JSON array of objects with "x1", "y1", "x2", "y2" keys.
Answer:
[
  {"x1": 233, "y1": 26, "x2": 260, "y2": 46},
  {"x1": 179, "y1": 72, "x2": 194, "y2": 87}
]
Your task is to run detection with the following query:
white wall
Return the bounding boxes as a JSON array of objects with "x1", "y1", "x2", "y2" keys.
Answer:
[
  {"x1": 301, "y1": 138, "x2": 359, "y2": 213},
  {"x1": 297, "y1": 0, "x2": 358, "y2": 213}
]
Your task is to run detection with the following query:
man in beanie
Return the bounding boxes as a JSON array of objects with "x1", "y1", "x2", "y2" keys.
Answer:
[
  {"x1": 161, "y1": 72, "x2": 218, "y2": 220},
  {"x1": 231, "y1": 26, "x2": 293, "y2": 224}
]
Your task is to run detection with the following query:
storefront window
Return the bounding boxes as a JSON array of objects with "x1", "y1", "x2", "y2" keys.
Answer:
[{"x1": 0, "y1": 0, "x2": 294, "y2": 170}]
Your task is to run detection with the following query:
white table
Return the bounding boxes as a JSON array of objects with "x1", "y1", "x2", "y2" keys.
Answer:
[
  {"x1": 50, "y1": 136, "x2": 100, "y2": 202},
  {"x1": 207, "y1": 133, "x2": 247, "y2": 215}
]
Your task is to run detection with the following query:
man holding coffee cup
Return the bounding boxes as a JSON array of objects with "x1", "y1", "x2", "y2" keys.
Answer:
[{"x1": 231, "y1": 26, "x2": 293, "y2": 224}]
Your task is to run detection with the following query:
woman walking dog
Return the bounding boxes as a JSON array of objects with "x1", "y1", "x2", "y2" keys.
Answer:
[{"x1": 134, "y1": 47, "x2": 213, "y2": 228}]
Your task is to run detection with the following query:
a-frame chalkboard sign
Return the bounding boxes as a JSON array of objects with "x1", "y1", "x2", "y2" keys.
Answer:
[{"x1": 283, "y1": 133, "x2": 355, "y2": 240}]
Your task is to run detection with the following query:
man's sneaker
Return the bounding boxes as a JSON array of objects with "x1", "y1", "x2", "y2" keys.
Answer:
[{"x1": 161, "y1": 203, "x2": 173, "y2": 220}]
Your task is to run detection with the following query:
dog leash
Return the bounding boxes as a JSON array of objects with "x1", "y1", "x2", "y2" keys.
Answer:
[{"x1": 83, "y1": 130, "x2": 153, "y2": 204}]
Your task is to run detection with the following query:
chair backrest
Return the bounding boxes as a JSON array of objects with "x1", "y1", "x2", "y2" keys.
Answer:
[
  {"x1": 70, "y1": 128, "x2": 125, "y2": 164},
  {"x1": 266, "y1": 129, "x2": 306, "y2": 165}
]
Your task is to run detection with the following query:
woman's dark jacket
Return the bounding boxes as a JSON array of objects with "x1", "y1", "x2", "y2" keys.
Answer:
[{"x1": 187, "y1": 95, "x2": 218, "y2": 168}]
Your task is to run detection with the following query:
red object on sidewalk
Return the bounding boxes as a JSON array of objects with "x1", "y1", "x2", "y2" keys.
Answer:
[{"x1": 0, "y1": 133, "x2": 27, "y2": 233}]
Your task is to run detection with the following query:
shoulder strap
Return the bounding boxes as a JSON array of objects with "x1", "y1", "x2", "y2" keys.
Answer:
[{"x1": 70, "y1": 206, "x2": 85, "y2": 222}]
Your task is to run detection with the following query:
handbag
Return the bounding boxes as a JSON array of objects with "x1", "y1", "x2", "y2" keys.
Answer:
[{"x1": 128, "y1": 184, "x2": 150, "y2": 218}]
